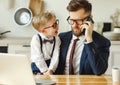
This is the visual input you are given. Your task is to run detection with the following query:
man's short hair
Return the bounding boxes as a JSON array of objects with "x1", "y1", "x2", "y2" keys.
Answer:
[{"x1": 67, "y1": 0, "x2": 92, "y2": 13}]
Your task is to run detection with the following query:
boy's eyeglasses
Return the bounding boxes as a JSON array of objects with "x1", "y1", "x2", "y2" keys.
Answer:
[
  {"x1": 44, "y1": 19, "x2": 59, "y2": 29},
  {"x1": 67, "y1": 16, "x2": 88, "y2": 25}
]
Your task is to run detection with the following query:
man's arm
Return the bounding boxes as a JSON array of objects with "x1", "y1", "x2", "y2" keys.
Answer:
[{"x1": 84, "y1": 38, "x2": 111, "y2": 75}]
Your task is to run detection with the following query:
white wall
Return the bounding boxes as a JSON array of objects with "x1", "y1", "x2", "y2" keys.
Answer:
[
  {"x1": 89, "y1": 0, "x2": 120, "y2": 22},
  {"x1": 0, "y1": 0, "x2": 120, "y2": 38}
]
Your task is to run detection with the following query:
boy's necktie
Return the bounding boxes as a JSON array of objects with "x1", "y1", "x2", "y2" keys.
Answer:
[
  {"x1": 69, "y1": 38, "x2": 79, "y2": 74},
  {"x1": 43, "y1": 39, "x2": 53, "y2": 44}
]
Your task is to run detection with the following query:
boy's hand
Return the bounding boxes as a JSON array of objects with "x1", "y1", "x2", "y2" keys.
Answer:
[{"x1": 44, "y1": 69, "x2": 53, "y2": 75}]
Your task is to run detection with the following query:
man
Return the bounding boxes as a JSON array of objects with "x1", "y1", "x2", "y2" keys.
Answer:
[{"x1": 55, "y1": 0, "x2": 111, "y2": 75}]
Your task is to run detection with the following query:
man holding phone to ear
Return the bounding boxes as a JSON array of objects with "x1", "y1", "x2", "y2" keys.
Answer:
[{"x1": 55, "y1": 0, "x2": 111, "y2": 75}]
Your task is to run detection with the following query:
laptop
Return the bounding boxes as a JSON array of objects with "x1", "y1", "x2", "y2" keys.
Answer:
[{"x1": 0, "y1": 53, "x2": 56, "y2": 85}]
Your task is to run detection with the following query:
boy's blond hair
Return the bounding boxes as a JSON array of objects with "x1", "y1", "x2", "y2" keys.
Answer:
[{"x1": 32, "y1": 11, "x2": 56, "y2": 31}]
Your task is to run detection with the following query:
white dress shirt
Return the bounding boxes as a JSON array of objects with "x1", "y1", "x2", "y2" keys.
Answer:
[
  {"x1": 64, "y1": 35, "x2": 85, "y2": 74},
  {"x1": 31, "y1": 33, "x2": 61, "y2": 73}
]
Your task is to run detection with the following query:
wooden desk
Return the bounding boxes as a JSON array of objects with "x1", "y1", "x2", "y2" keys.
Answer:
[{"x1": 36, "y1": 75, "x2": 120, "y2": 85}]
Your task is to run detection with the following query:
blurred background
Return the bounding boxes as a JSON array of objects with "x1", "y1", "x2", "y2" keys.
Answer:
[{"x1": 0, "y1": 0, "x2": 120, "y2": 37}]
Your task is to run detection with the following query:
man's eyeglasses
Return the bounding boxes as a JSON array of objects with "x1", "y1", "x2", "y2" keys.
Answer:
[
  {"x1": 67, "y1": 16, "x2": 88, "y2": 25},
  {"x1": 44, "y1": 19, "x2": 59, "y2": 29}
]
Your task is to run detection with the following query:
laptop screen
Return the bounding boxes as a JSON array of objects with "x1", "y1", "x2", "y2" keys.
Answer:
[{"x1": 0, "y1": 53, "x2": 36, "y2": 85}]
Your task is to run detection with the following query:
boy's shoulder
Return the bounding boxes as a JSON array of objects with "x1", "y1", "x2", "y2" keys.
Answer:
[
  {"x1": 54, "y1": 36, "x2": 61, "y2": 42},
  {"x1": 31, "y1": 34, "x2": 40, "y2": 41}
]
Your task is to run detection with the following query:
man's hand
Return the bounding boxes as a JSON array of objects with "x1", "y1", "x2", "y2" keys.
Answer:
[{"x1": 81, "y1": 21, "x2": 94, "y2": 43}]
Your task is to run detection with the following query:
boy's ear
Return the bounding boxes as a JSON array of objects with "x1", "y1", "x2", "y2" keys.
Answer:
[{"x1": 40, "y1": 29, "x2": 45, "y2": 33}]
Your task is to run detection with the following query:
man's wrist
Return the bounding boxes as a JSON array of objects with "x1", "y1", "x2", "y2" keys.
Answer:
[{"x1": 86, "y1": 38, "x2": 93, "y2": 43}]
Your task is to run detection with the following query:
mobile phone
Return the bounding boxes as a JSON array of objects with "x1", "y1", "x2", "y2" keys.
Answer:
[
  {"x1": 82, "y1": 16, "x2": 94, "y2": 35},
  {"x1": 86, "y1": 16, "x2": 94, "y2": 24}
]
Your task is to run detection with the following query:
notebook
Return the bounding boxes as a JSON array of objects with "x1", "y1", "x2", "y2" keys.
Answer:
[{"x1": 0, "y1": 53, "x2": 56, "y2": 85}]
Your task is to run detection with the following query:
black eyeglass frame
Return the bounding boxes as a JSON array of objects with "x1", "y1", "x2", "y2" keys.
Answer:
[
  {"x1": 43, "y1": 19, "x2": 59, "y2": 29},
  {"x1": 67, "y1": 16, "x2": 89, "y2": 25}
]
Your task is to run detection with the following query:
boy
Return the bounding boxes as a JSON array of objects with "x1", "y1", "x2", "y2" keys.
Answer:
[{"x1": 31, "y1": 11, "x2": 61, "y2": 75}]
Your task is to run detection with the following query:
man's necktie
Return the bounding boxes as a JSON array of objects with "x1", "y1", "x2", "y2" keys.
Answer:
[
  {"x1": 43, "y1": 39, "x2": 54, "y2": 44},
  {"x1": 69, "y1": 38, "x2": 79, "y2": 74}
]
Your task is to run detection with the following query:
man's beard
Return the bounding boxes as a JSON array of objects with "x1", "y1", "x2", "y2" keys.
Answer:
[{"x1": 72, "y1": 28, "x2": 83, "y2": 37}]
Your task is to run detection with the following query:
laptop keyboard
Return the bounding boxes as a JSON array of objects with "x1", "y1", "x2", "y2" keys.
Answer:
[
  {"x1": 36, "y1": 83, "x2": 42, "y2": 85},
  {"x1": 35, "y1": 79, "x2": 56, "y2": 85}
]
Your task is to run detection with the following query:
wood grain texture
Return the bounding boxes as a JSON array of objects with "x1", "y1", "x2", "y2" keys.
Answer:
[{"x1": 35, "y1": 75, "x2": 120, "y2": 85}]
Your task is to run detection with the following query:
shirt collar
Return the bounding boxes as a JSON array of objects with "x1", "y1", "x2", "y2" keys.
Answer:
[
  {"x1": 38, "y1": 33, "x2": 53, "y2": 40},
  {"x1": 72, "y1": 34, "x2": 86, "y2": 42}
]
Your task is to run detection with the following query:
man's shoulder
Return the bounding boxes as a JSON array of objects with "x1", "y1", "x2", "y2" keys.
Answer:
[
  {"x1": 59, "y1": 31, "x2": 72, "y2": 37},
  {"x1": 93, "y1": 31, "x2": 111, "y2": 45},
  {"x1": 93, "y1": 31, "x2": 109, "y2": 40},
  {"x1": 58, "y1": 31, "x2": 72, "y2": 42}
]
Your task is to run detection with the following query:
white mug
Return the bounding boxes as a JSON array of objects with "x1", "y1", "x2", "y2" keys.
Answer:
[{"x1": 112, "y1": 67, "x2": 120, "y2": 82}]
